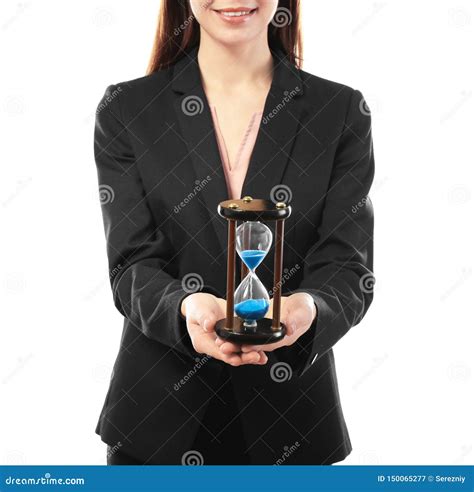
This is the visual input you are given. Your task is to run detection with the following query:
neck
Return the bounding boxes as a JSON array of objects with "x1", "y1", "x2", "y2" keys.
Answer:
[{"x1": 197, "y1": 33, "x2": 273, "y2": 91}]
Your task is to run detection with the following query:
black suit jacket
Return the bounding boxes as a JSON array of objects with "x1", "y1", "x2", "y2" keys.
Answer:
[{"x1": 93, "y1": 46, "x2": 374, "y2": 465}]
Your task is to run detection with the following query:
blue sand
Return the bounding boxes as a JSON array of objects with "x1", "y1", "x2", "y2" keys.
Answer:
[
  {"x1": 240, "y1": 249, "x2": 266, "y2": 270},
  {"x1": 235, "y1": 299, "x2": 270, "y2": 321}
]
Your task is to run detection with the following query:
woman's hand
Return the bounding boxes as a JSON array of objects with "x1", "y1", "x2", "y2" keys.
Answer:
[
  {"x1": 181, "y1": 292, "x2": 268, "y2": 366},
  {"x1": 215, "y1": 292, "x2": 317, "y2": 356}
]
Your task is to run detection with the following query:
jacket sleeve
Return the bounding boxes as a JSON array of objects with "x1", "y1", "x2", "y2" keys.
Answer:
[
  {"x1": 94, "y1": 84, "x2": 219, "y2": 359},
  {"x1": 281, "y1": 88, "x2": 375, "y2": 377}
]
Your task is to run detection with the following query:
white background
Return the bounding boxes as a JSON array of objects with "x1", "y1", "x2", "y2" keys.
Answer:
[{"x1": 0, "y1": 0, "x2": 472, "y2": 465}]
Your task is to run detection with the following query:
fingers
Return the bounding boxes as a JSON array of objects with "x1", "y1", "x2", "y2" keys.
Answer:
[
  {"x1": 282, "y1": 305, "x2": 314, "y2": 338},
  {"x1": 241, "y1": 296, "x2": 315, "y2": 353},
  {"x1": 279, "y1": 294, "x2": 315, "y2": 336},
  {"x1": 218, "y1": 349, "x2": 267, "y2": 366},
  {"x1": 282, "y1": 309, "x2": 303, "y2": 337},
  {"x1": 280, "y1": 298, "x2": 297, "y2": 336},
  {"x1": 196, "y1": 311, "x2": 217, "y2": 333},
  {"x1": 241, "y1": 341, "x2": 283, "y2": 353},
  {"x1": 215, "y1": 339, "x2": 240, "y2": 355},
  {"x1": 257, "y1": 351, "x2": 268, "y2": 364},
  {"x1": 189, "y1": 327, "x2": 268, "y2": 367},
  {"x1": 213, "y1": 338, "x2": 268, "y2": 365},
  {"x1": 224, "y1": 351, "x2": 258, "y2": 366},
  {"x1": 188, "y1": 294, "x2": 317, "y2": 365},
  {"x1": 184, "y1": 294, "x2": 227, "y2": 334},
  {"x1": 210, "y1": 351, "x2": 267, "y2": 367}
]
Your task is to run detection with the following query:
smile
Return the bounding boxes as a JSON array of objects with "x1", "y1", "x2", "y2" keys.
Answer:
[
  {"x1": 213, "y1": 7, "x2": 258, "y2": 23},
  {"x1": 220, "y1": 9, "x2": 254, "y2": 16}
]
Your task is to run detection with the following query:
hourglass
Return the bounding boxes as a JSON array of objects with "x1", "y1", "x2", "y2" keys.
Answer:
[
  {"x1": 234, "y1": 220, "x2": 271, "y2": 329},
  {"x1": 215, "y1": 197, "x2": 292, "y2": 344}
]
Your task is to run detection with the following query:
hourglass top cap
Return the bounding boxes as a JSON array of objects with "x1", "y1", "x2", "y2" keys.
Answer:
[{"x1": 218, "y1": 198, "x2": 292, "y2": 221}]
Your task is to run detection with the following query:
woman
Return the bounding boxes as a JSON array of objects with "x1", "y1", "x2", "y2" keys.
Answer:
[{"x1": 94, "y1": 0, "x2": 374, "y2": 465}]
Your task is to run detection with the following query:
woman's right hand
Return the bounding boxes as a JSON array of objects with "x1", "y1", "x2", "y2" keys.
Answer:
[{"x1": 181, "y1": 292, "x2": 268, "y2": 367}]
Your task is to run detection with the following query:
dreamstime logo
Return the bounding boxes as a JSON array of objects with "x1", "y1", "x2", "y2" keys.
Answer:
[
  {"x1": 4, "y1": 473, "x2": 85, "y2": 486},
  {"x1": 262, "y1": 87, "x2": 301, "y2": 124},
  {"x1": 182, "y1": 95, "x2": 204, "y2": 116},
  {"x1": 448, "y1": 186, "x2": 471, "y2": 205},
  {"x1": 352, "y1": 195, "x2": 370, "y2": 214},
  {"x1": 359, "y1": 97, "x2": 371, "y2": 116},
  {"x1": 358, "y1": 450, "x2": 380, "y2": 464},
  {"x1": 3, "y1": 450, "x2": 26, "y2": 465},
  {"x1": 174, "y1": 176, "x2": 212, "y2": 214},
  {"x1": 174, "y1": 13, "x2": 194, "y2": 36},
  {"x1": 109, "y1": 263, "x2": 122, "y2": 280},
  {"x1": 181, "y1": 450, "x2": 204, "y2": 465},
  {"x1": 275, "y1": 441, "x2": 300, "y2": 465},
  {"x1": 359, "y1": 273, "x2": 375, "y2": 294},
  {"x1": 447, "y1": 362, "x2": 471, "y2": 382},
  {"x1": 182, "y1": 273, "x2": 204, "y2": 293},
  {"x1": 271, "y1": 7, "x2": 292, "y2": 27},
  {"x1": 96, "y1": 85, "x2": 122, "y2": 115},
  {"x1": 92, "y1": 363, "x2": 115, "y2": 384},
  {"x1": 270, "y1": 184, "x2": 293, "y2": 204},
  {"x1": 173, "y1": 0, "x2": 212, "y2": 35},
  {"x1": 270, "y1": 362, "x2": 292, "y2": 382},
  {"x1": 268, "y1": 264, "x2": 301, "y2": 296},
  {"x1": 174, "y1": 355, "x2": 212, "y2": 391},
  {"x1": 92, "y1": 7, "x2": 115, "y2": 27},
  {"x1": 3, "y1": 95, "x2": 25, "y2": 115},
  {"x1": 448, "y1": 8, "x2": 471, "y2": 28},
  {"x1": 3, "y1": 272, "x2": 26, "y2": 295},
  {"x1": 106, "y1": 441, "x2": 123, "y2": 459},
  {"x1": 99, "y1": 184, "x2": 115, "y2": 204}
]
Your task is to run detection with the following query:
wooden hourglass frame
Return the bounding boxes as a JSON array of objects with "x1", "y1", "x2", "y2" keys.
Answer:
[{"x1": 215, "y1": 197, "x2": 292, "y2": 344}]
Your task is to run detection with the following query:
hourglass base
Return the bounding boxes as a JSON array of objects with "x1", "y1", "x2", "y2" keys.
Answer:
[{"x1": 215, "y1": 317, "x2": 286, "y2": 345}]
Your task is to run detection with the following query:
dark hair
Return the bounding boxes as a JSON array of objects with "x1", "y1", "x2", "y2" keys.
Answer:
[{"x1": 147, "y1": 0, "x2": 302, "y2": 73}]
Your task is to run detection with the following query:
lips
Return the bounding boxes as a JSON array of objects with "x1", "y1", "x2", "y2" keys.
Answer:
[{"x1": 212, "y1": 6, "x2": 258, "y2": 23}]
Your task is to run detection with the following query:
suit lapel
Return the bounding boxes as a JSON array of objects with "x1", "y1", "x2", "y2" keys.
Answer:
[
  {"x1": 172, "y1": 49, "x2": 229, "y2": 258},
  {"x1": 171, "y1": 47, "x2": 305, "y2": 258},
  {"x1": 242, "y1": 52, "x2": 305, "y2": 201}
]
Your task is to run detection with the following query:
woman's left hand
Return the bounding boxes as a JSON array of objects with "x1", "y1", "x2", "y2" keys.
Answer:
[{"x1": 215, "y1": 292, "x2": 317, "y2": 355}]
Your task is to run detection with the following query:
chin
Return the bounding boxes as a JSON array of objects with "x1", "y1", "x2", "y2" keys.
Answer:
[{"x1": 209, "y1": 28, "x2": 261, "y2": 47}]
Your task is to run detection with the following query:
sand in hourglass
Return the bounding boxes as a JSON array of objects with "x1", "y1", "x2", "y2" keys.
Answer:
[{"x1": 234, "y1": 249, "x2": 270, "y2": 321}]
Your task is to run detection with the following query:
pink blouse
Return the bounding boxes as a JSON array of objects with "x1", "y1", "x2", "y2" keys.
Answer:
[{"x1": 210, "y1": 106, "x2": 262, "y2": 200}]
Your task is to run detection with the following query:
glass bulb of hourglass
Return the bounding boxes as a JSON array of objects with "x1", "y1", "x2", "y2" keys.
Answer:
[
  {"x1": 234, "y1": 273, "x2": 270, "y2": 324},
  {"x1": 234, "y1": 221, "x2": 272, "y2": 328}
]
